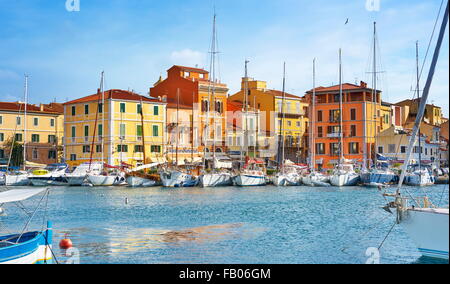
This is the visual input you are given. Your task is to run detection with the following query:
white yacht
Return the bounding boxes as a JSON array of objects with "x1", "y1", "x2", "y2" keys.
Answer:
[
  {"x1": 28, "y1": 164, "x2": 69, "y2": 186},
  {"x1": 302, "y1": 172, "x2": 330, "y2": 187},
  {"x1": 404, "y1": 165, "x2": 435, "y2": 187},
  {"x1": 199, "y1": 158, "x2": 234, "y2": 188},
  {"x1": 160, "y1": 169, "x2": 198, "y2": 188},
  {"x1": 4, "y1": 172, "x2": 30, "y2": 186},
  {"x1": 234, "y1": 159, "x2": 267, "y2": 187},
  {"x1": 272, "y1": 163, "x2": 302, "y2": 186},
  {"x1": 66, "y1": 162, "x2": 103, "y2": 186},
  {"x1": 330, "y1": 164, "x2": 360, "y2": 187}
]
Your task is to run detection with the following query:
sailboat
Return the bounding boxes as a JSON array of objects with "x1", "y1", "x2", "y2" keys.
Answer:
[
  {"x1": 360, "y1": 22, "x2": 398, "y2": 187},
  {"x1": 199, "y1": 13, "x2": 233, "y2": 188},
  {"x1": 301, "y1": 59, "x2": 330, "y2": 187},
  {"x1": 65, "y1": 161, "x2": 103, "y2": 186},
  {"x1": 28, "y1": 163, "x2": 69, "y2": 186},
  {"x1": 404, "y1": 41, "x2": 435, "y2": 187},
  {"x1": 160, "y1": 89, "x2": 199, "y2": 188},
  {"x1": 273, "y1": 63, "x2": 301, "y2": 186},
  {"x1": 233, "y1": 60, "x2": 267, "y2": 187},
  {"x1": 4, "y1": 75, "x2": 31, "y2": 186},
  {"x1": 329, "y1": 49, "x2": 360, "y2": 187},
  {"x1": 0, "y1": 188, "x2": 53, "y2": 264},
  {"x1": 383, "y1": 3, "x2": 448, "y2": 259}
]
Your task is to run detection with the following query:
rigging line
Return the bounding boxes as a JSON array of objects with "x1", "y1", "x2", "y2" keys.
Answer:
[{"x1": 378, "y1": 221, "x2": 396, "y2": 251}]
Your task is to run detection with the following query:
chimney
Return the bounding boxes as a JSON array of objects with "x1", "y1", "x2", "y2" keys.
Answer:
[
  {"x1": 360, "y1": 81, "x2": 367, "y2": 88},
  {"x1": 40, "y1": 104, "x2": 44, "y2": 111}
]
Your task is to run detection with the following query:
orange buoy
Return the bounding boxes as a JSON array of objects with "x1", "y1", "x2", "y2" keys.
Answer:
[{"x1": 59, "y1": 234, "x2": 73, "y2": 250}]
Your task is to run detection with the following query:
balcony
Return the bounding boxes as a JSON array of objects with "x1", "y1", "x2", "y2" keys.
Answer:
[{"x1": 327, "y1": 133, "x2": 342, "y2": 138}]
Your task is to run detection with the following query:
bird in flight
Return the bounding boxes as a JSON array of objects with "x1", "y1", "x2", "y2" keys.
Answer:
[{"x1": 345, "y1": 18, "x2": 349, "y2": 25}]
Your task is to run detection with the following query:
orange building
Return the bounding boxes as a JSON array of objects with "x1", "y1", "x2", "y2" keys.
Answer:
[
  {"x1": 305, "y1": 81, "x2": 382, "y2": 169},
  {"x1": 150, "y1": 65, "x2": 229, "y2": 161}
]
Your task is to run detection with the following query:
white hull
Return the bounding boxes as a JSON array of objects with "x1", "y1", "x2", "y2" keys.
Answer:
[
  {"x1": 234, "y1": 174, "x2": 266, "y2": 187},
  {"x1": 401, "y1": 208, "x2": 449, "y2": 259},
  {"x1": 30, "y1": 179, "x2": 68, "y2": 187},
  {"x1": 66, "y1": 175, "x2": 87, "y2": 186},
  {"x1": 330, "y1": 172, "x2": 360, "y2": 187},
  {"x1": 273, "y1": 173, "x2": 300, "y2": 186},
  {"x1": 126, "y1": 176, "x2": 156, "y2": 187},
  {"x1": 405, "y1": 172, "x2": 435, "y2": 186},
  {"x1": 199, "y1": 173, "x2": 233, "y2": 187},
  {"x1": 87, "y1": 175, "x2": 117, "y2": 186},
  {"x1": 0, "y1": 244, "x2": 53, "y2": 264},
  {"x1": 160, "y1": 171, "x2": 197, "y2": 188},
  {"x1": 302, "y1": 173, "x2": 330, "y2": 187},
  {"x1": 5, "y1": 175, "x2": 30, "y2": 186}
]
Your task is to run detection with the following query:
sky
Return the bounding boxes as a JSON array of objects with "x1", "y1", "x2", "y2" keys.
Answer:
[{"x1": 0, "y1": 0, "x2": 448, "y2": 116}]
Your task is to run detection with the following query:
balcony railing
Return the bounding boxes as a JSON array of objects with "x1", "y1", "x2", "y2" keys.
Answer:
[{"x1": 327, "y1": 133, "x2": 342, "y2": 138}]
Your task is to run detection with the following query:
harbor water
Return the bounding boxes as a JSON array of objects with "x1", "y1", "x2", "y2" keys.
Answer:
[{"x1": 0, "y1": 185, "x2": 448, "y2": 264}]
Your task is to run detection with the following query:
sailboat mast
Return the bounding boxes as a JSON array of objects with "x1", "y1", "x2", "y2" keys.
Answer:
[
  {"x1": 140, "y1": 97, "x2": 146, "y2": 165},
  {"x1": 372, "y1": 22, "x2": 378, "y2": 167},
  {"x1": 176, "y1": 88, "x2": 180, "y2": 166},
  {"x1": 338, "y1": 49, "x2": 344, "y2": 165},
  {"x1": 311, "y1": 59, "x2": 316, "y2": 171},
  {"x1": 101, "y1": 71, "x2": 105, "y2": 165},
  {"x1": 23, "y1": 75, "x2": 28, "y2": 170},
  {"x1": 397, "y1": 0, "x2": 448, "y2": 192},
  {"x1": 211, "y1": 13, "x2": 217, "y2": 164},
  {"x1": 281, "y1": 62, "x2": 286, "y2": 171},
  {"x1": 416, "y1": 41, "x2": 422, "y2": 172}
]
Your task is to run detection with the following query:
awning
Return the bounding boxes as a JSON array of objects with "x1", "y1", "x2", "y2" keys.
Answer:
[
  {"x1": 25, "y1": 161, "x2": 46, "y2": 168},
  {"x1": 0, "y1": 188, "x2": 46, "y2": 204}
]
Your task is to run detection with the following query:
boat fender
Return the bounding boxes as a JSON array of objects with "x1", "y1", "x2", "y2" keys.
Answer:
[{"x1": 59, "y1": 234, "x2": 73, "y2": 250}]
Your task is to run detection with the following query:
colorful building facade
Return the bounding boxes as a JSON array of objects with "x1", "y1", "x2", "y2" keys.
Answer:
[
  {"x1": 0, "y1": 102, "x2": 64, "y2": 166},
  {"x1": 63, "y1": 89, "x2": 166, "y2": 169}
]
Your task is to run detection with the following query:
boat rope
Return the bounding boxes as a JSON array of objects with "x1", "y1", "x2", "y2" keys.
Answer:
[{"x1": 378, "y1": 221, "x2": 396, "y2": 251}]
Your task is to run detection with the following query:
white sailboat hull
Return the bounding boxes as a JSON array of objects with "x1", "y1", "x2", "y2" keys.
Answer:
[
  {"x1": 126, "y1": 176, "x2": 156, "y2": 187},
  {"x1": 5, "y1": 175, "x2": 30, "y2": 186},
  {"x1": 87, "y1": 175, "x2": 117, "y2": 186},
  {"x1": 405, "y1": 172, "x2": 435, "y2": 186},
  {"x1": 160, "y1": 171, "x2": 197, "y2": 188},
  {"x1": 66, "y1": 175, "x2": 87, "y2": 186},
  {"x1": 301, "y1": 173, "x2": 330, "y2": 187},
  {"x1": 273, "y1": 173, "x2": 300, "y2": 186},
  {"x1": 199, "y1": 173, "x2": 233, "y2": 187},
  {"x1": 402, "y1": 208, "x2": 449, "y2": 259},
  {"x1": 330, "y1": 173, "x2": 360, "y2": 187},
  {"x1": 234, "y1": 174, "x2": 266, "y2": 187}
]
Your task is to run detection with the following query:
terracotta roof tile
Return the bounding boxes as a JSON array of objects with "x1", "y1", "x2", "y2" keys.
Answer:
[
  {"x1": 0, "y1": 101, "x2": 64, "y2": 114},
  {"x1": 64, "y1": 89, "x2": 164, "y2": 105}
]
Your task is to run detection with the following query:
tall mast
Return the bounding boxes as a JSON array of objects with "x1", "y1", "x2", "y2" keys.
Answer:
[
  {"x1": 211, "y1": 13, "x2": 217, "y2": 164},
  {"x1": 89, "y1": 73, "x2": 102, "y2": 171},
  {"x1": 280, "y1": 62, "x2": 287, "y2": 171},
  {"x1": 310, "y1": 59, "x2": 316, "y2": 172},
  {"x1": 372, "y1": 22, "x2": 378, "y2": 167},
  {"x1": 416, "y1": 41, "x2": 422, "y2": 172},
  {"x1": 191, "y1": 91, "x2": 195, "y2": 163},
  {"x1": 140, "y1": 97, "x2": 146, "y2": 165},
  {"x1": 338, "y1": 49, "x2": 344, "y2": 165},
  {"x1": 176, "y1": 88, "x2": 180, "y2": 166},
  {"x1": 101, "y1": 71, "x2": 105, "y2": 165},
  {"x1": 23, "y1": 75, "x2": 28, "y2": 170}
]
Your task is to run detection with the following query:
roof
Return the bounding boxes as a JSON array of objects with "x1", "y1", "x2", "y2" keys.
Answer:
[
  {"x1": 170, "y1": 65, "x2": 209, "y2": 74},
  {"x1": 0, "y1": 102, "x2": 64, "y2": 114},
  {"x1": 306, "y1": 82, "x2": 380, "y2": 94},
  {"x1": 64, "y1": 89, "x2": 164, "y2": 105},
  {"x1": 267, "y1": 89, "x2": 304, "y2": 100}
]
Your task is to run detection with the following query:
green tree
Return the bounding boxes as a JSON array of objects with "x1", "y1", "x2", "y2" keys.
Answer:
[{"x1": 3, "y1": 137, "x2": 23, "y2": 168}]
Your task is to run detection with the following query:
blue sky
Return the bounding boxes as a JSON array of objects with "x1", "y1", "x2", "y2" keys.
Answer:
[{"x1": 0, "y1": 0, "x2": 448, "y2": 116}]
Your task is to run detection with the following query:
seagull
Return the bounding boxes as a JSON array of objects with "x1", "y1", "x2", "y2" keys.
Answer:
[{"x1": 345, "y1": 18, "x2": 349, "y2": 25}]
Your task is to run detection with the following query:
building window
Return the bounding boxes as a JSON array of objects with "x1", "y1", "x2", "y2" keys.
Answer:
[
  {"x1": 32, "y1": 149, "x2": 38, "y2": 159},
  {"x1": 96, "y1": 145, "x2": 103, "y2": 153},
  {"x1": 48, "y1": 135, "x2": 56, "y2": 143},
  {"x1": 349, "y1": 142, "x2": 359, "y2": 154},
  {"x1": 98, "y1": 103, "x2": 103, "y2": 114},
  {"x1": 70, "y1": 154, "x2": 77, "y2": 161},
  {"x1": 15, "y1": 133, "x2": 23, "y2": 142},
  {"x1": 318, "y1": 127, "x2": 323, "y2": 138},
  {"x1": 297, "y1": 121, "x2": 301, "y2": 127},
  {"x1": 350, "y1": 125, "x2": 357, "y2": 137},
  {"x1": 98, "y1": 124, "x2": 103, "y2": 137},
  {"x1": 136, "y1": 125, "x2": 143, "y2": 137},
  {"x1": 153, "y1": 125, "x2": 159, "y2": 137},
  {"x1": 151, "y1": 145, "x2": 161, "y2": 153},
  {"x1": 401, "y1": 146, "x2": 407, "y2": 153},
  {"x1": 154, "y1": 105, "x2": 159, "y2": 116},
  {"x1": 378, "y1": 146, "x2": 383, "y2": 154},
  {"x1": 71, "y1": 126, "x2": 76, "y2": 138},
  {"x1": 0, "y1": 149, "x2": 4, "y2": 159},
  {"x1": 134, "y1": 145, "x2": 144, "y2": 153},
  {"x1": 184, "y1": 71, "x2": 190, "y2": 77},
  {"x1": 137, "y1": 104, "x2": 142, "y2": 114},
  {"x1": 31, "y1": 134, "x2": 40, "y2": 143},
  {"x1": 119, "y1": 124, "x2": 126, "y2": 138},
  {"x1": 388, "y1": 144, "x2": 396, "y2": 153},
  {"x1": 120, "y1": 103, "x2": 126, "y2": 113},
  {"x1": 330, "y1": 143, "x2": 340, "y2": 155},
  {"x1": 350, "y1": 109, "x2": 356, "y2": 121},
  {"x1": 0, "y1": 116, "x2": 2, "y2": 124},
  {"x1": 16, "y1": 116, "x2": 21, "y2": 125},
  {"x1": 329, "y1": 110, "x2": 341, "y2": 122},
  {"x1": 72, "y1": 106, "x2": 76, "y2": 116},
  {"x1": 84, "y1": 125, "x2": 89, "y2": 137},
  {"x1": 33, "y1": 117, "x2": 39, "y2": 126},
  {"x1": 82, "y1": 145, "x2": 91, "y2": 153},
  {"x1": 84, "y1": 104, "x2": 89, "y2": 115},
  {"x1": 117, "y1": 145, "x2": 128, "y2": 152},
  {"x1": 48, "y1": 150, "x2": 57, "y2": 159},
  {"x1": 287, "y1": 121, "x2": 292, "y2": 127},
  {"x1": 0, "y1": 133, "x2": 4, "y2": 142},
  {"x1": 316, "y1": 143, "x2": 325, "y2": 155},
  {"x1": 317, "y1": 111, "x2": 323, "y2": 122},
  {"x1": 50, "y1": 118, "x2": 55, "y2": 127}
]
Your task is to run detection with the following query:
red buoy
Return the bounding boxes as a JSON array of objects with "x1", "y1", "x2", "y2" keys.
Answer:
[{"x1": 59, "y1": 234, "x2": 73, "y2": 250}]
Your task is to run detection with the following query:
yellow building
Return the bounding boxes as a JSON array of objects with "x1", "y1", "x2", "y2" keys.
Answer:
[
  {"x1": 396, "y1": 98, "x2": 445, "y2": 126},
  {"x1": 63, "y1": 89, "x2": 166, "y2": 169},
  {"x1": 228, "y1": 77, "x2": 309, "y2": 162},
  {"x1": 0, "y1": 102, "x2": 64, "y2": 166}
]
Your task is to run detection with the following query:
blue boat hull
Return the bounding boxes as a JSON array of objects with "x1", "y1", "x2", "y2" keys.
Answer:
[
  {"x1": 361, "y1": 172, "x2": 398, "y2": 186},
  {"x1": 0, "y1": 222, "x2": 53, "y2": 264}
]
